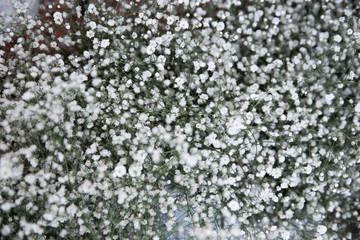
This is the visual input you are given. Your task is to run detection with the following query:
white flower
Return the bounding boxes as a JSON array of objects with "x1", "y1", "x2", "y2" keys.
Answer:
[
  {"x1": 83, "y1": 51, "x2": 90, "y2": 58},
  {"x1": 152, "y1": 149, "x2": 161, "y2": 163},
  {"x1": 146, "y1": 43, "x2": 157, "y2": 55},
  {"x1": 227, "y1": 200, "x2": 240, "y2": 211},
  {"x1": 199, "y1": 94, "x2": 208, "y2": 102},
  {"x1": 179, "y1": 98, "x2": 186, "y2": 107},
  {"x1": 112, "y1": 164, "x2": 126, "y2": 178},
  {"x1": 167, "y1": 16, "x2": 175, "y2": 25},
  {"x1": 117, "y1": 189, "x2": 128, "y2": 204},
  {"x1": 216, "y1": 22, "x2": 225, "y2": 31},
  {"x1": 24, "y1": 174, "x2": 36, "y2": 185},
  {"x1": 281, "y1": 230, "x2": 291, "y2": 240},
  {"x1": 86, "y1": 30, "x2": 95, "y2": 38},
  {"x1": 220, "y1": 155, "x2": 230, "y2": 166},
  {"x1": 92, "y1": 78, "x2": 102, "y2": 87},
  {"x1": 66, "y1": 204, "x2": 77, "y2": 217},
  {"x1": 139, "y1": 113, "x2": 148, "y2": 122},
  {"x1": 317, "y1": 225, "x2": 327, "y2": 234},
  {"x1": 354, "y1": 32, "x2": 360, "y2": 39},
  {"x1": 22, "y1": 91, "x2": 35, "y2": 101},
  {"x1": 179, "y1": 19, "x2": 189, "y2": 29},
  {"x1": 355, "y1": 103, "x2": 360, "y2": 113},
  {"x1": 208, "y1": 61, "x2": 216, "y2": 71},
  {"x1": 43, "y1": 213, "x2": 55, "y2": 221},
  {"x1": 220, "y1": 106, "x2": 228, "y2": 115},
  {"x1": 1, "y1": 225, "x2": 11, "y2": 236},
  {"x1": 88, "y1": 21, "x2": 97, "y2": 29},
  {"x1": 87, "y1": 3, "x2": 98, "y2": 15},
  {"x1": 271, "y1": 168, "x2": 282, "y2": 179},
  {"x1": 0, "y1": 158, "x2": 14, "y2": 180},
  {"x1": 129, "y1": 163, "x2": 142, "y2": 177},
  {"x1": 133, "y1": 150, "x2": 148, "y2": 163},
  {"x1": 250, "y1": 64, "x2": 259, "y2": 72},
  {"x1": 227, "y1": 117, "x2": 246, "y2": 135},
  {"x1": 142, "y1": 70, "x2": 152, "y2": 81},
  {"x1": 304, "y1": 165, "x2": 312, "y2": 175},
  {"x1": 285, "y1": 209, "x2": 294, "y2": 219},
  {"x1": 157, "y1": 0, "x2": 169, "y2": 8},
  {"x1": 182, "y1": 153, "x2": 199, "y2": 168},
  {"x1": 53, "y1": 12, "x2": 63, "y2": 25},
  {"x1": 100, "y1": 39, "x2": 110, "y2": 48},
  {"x1": 325, "y1": 93, "x2": 335, "y2": 104},
  {"x1": 108, "y1": 19, "x2": 116, "y2": 26},
  {"x1": 1, "y1": 202, "x2": 13, "y2": 212},
  {"x1": 333, "y1": 34, "x2": 342, "y2": 43}
]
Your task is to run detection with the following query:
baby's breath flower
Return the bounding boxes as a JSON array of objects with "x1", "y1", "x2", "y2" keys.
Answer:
[
  {"x1": 227, "y1": 200, "x2": 240, "y2": 211},
  {"x1": 317, "y1": 225, "x2": 327, "y2": 234},
  {"x1": 1, "y1": 1, "x2": 360, "y2": 239},
  {"x1": 355, "y1": 103, "x2": 360, "y2": 113},
  {"x1": 113, "y1": 164, "x2": 126, "y2": 178},
  {"x1": 53, "y1": 12, "x2": 63, "y2": 25},
  {"x1": 100, "y1": 39, "x2": 110, "y2": 49},
  {"x1": 129, "y1": 163, "x2": 142, "y2": 178}
]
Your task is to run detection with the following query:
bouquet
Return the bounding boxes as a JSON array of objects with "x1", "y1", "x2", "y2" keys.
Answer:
[{"x1": 1, "y1": 0, "x2": 360, "y2": 239}]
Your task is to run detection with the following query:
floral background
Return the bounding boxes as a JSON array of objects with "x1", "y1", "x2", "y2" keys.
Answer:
[{"x1": 1, "y1": 0, "x2": 360, "y2": 239}]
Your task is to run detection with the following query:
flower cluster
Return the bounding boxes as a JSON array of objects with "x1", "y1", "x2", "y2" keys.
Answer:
[{"x1": 1, "y1": 0, "x2": 360, "y2": 239}]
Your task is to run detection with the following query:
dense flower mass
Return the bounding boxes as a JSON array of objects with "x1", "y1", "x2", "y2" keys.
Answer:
[{"x1": 1, "y1": 0, "x2": 360, "y2": 239}]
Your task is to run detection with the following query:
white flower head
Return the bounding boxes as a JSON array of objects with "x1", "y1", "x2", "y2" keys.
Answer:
[
  {"x1": 227, "y1": 200, "x2": 240, "y2": 211},
  {"x1": 1, "y1": 202, "x2": 13, "y2": 212},
  {"x1": 88, "y1": 21, "x2": 97, "y2": 30},
  {"x1": 208, "y1": 61, "x2": 216, "y2": 71},
  {"x1": 333, "y1": 34, "x2": 342, "y2": 43},
  {"x1": 86, "y1": 30, "x2": 95, "y2": 38},
  {"x1": 66, "y1": 204, "x2": 78, "y2": 218},
  {"x1": 112, "y1": 164, "x2": 126, "y2": 178},
  {"x1": 281, "y1": 230, "x2": 291, "y2": 240},
  {"x1": 216, "y1": 22, "x2": 225, "y2": 31},
  {"x1": 53, "y1": 12, "x2": 63, "y2": 25},
  {"x1": 129, "y1": 163, "x2": 142, "y2": 177},
  {"x1": 227, "y1": 116, "x2": 246, "y2": 135},
  {"x1": 167, "y1": 16, "x2": 175, "y2": 25},
  {"x1": 182, "y1": 153, "x2": 200, "y2": 168},
  {"x1": 271, "y1": 168, "x2": 282, "y2": 179},
  {"x1": 355, "y1": 103, "x2": 360, "y2": 113},
  {"x1": 22, "y1": 91, "x2": 35, "y2": 101},
  {"x1": 220, "y1": 155, "x2": 230, "y2": 166},
  {"x1": 179, "y1": 19, "x2": 189, "y2": 29},
  {"x1": 325, "y1": 93, "x2": 335, "y2": 104},
  {"x1": 133, "y1": 150, "x2": 148, "y2": 163},
  {"x1": 250, "y1": 64, "x2": 259, "y2": 73},
  {"x1": 157, "y1": 0, "x2": 169, "y2": 8},
  {"x1": 117, "y1": 189, "x2": 128, "y2": 204},
  {"x1": 317, "y1": 225, "x2": 327, "y2": 234},
  {"x1": 146, "y1": 42, "x2": 157, "y2": 55},
  {"x1": 108, "y1": 19, "x2": 116, "y2": 26},
  {"x1": 100, "y1": 39, "x2": 110, "y2": 48}
]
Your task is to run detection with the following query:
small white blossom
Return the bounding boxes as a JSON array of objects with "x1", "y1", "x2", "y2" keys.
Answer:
[
  {"x1": 227, "y1": 200, "x2": 240, "y2": 211},
  {"x1": 355, "y1": 103, "x2": 360, "y2": 113},
  {"x1": 146, "y1": 43, "x2": 157, "y2": 55},
  {"x1": 112, "y1": 164, "x2": 126, "y2": 178},
  {"x1": 129, "y1": 163, "x2": 142, "y2": 177},
  {"x1": 216, "y1": 22, "x2": 225, "y2": 31},
  {"x1": 317, "y1": 225, "x2": 327, "y2": 234},
  {"x1": 53, "y1": 12, "x2": 63, "y2": 25},
  {"x1": 100, "y1": 39, "x2": 110, "y2": 48},
  {"x1": 66, "y1": 204, "x2": 78, "y2": 218},
  {"x1": 167, "y1": 16, "x2": 175, "y2": 25},
  {"x1": 333, "y1": 34, "x2": 342, "y2": 43},
  {"x1": 179, "y1": 19, "x2": 189, "y2": 29},
  {"x1": 22, "y1": 91, "x2": 35, "y2": 101}
]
